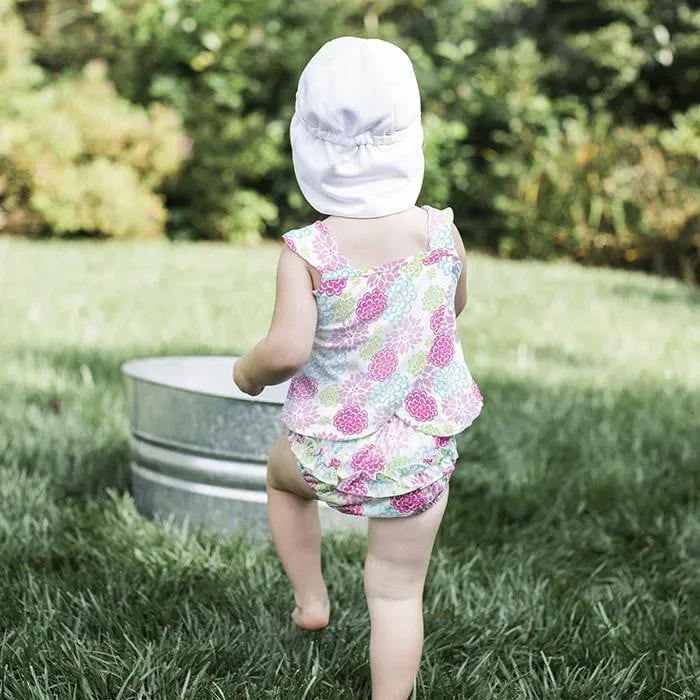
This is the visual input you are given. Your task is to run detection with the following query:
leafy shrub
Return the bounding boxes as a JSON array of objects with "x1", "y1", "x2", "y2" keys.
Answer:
[
  {"x1": 488, "y1": 112, "x2": 699, "y2": 281},
  {"x1": 0, "y1": 4, "x2": 39, "y2": 92},
  {"x1": 419, "y1": 14, "x2": 700, "y2": 280},
  {"x1": 0, "y1": 6, "x2": 186, "y2": 239},
  {"x1": 83, "y1": 0, "x2": 370, "y2": 240},
  {"x1": 9, "y1": 0, "x2": 700, "y2": 281}
]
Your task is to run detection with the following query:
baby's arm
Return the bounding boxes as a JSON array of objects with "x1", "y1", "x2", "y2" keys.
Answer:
[
  {"x1": 234, "y1": 247, "x2": 317, "y2": 393},
  {"x1": 452, "y1": 224, "x2": 468, "y2": 317}
]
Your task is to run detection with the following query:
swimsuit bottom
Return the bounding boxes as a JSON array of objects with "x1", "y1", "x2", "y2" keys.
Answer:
[{"x1": 288, "y1": 414, "x2": 457, "y2": 518}]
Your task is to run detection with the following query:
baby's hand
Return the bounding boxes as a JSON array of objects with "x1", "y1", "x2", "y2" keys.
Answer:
[{"x1": 233, "y1": 360, "x2": 264, "y2": 397}]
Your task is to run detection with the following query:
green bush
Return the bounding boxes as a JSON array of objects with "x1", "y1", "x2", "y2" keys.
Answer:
[
  {"x1": 420, "y1": 11, "x2": 700, "y2": 281},
  {"x1": 0, "y1": 5, "x2": 186, "y2": 239},
  {"x1": 8, "y1": 0, "x2": 700, "y2": 280},
  {"x1": 486, "y1": 111, "x2": 699, "y2": 281},
  {"x1": 85, "y1": 0, "x2": 369, "y2": 240}
]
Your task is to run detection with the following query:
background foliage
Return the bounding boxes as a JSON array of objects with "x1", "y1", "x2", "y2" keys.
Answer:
[
  {"x1": 2, "y1": 0, "x2": 699, "y2": 279},
  {"x1": 0, "y1": 4, "x2": 187, "y2": 239}
]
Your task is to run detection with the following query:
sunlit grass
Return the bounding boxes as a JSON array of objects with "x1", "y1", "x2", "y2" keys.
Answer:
[{"x1": 1, "y1": 238, "x2": 699, "y2": 698}]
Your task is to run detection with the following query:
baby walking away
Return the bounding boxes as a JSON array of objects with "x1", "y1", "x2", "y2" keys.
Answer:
[{"x1": 234, "y1": 36, "x2": 483, "y2": 700}]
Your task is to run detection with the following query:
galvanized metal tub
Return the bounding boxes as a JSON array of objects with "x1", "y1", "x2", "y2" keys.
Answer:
[{"x1": 122, "y1": 356, "x2": 364, "y2": 537}]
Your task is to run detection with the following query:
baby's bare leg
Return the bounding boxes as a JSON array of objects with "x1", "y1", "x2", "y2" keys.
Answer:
[
  {"x1": 364, "y1": 490, "x2": 449, "y2": 700},
  {"x1": 267, "y1": 435, "x2": 329, "y2": 630}
]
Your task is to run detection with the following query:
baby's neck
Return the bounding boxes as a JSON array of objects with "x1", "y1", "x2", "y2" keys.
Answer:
[{"x1": 324, "y1": 207, "x2": 429, "y2": 270}]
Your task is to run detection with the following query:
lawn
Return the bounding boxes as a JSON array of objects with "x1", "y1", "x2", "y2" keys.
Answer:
[{"x1": 1, "y1": 237, "x2": 699, "y2": 699}]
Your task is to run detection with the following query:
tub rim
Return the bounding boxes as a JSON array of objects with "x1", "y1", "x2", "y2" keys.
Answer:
[{"x1": 121, "y1": 355, "x2": 289, "y2": 405}]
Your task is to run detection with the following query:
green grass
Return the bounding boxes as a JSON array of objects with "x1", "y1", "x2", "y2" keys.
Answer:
[{"x1": 1, "y1": 237, "x2": 699, "y2": 699}]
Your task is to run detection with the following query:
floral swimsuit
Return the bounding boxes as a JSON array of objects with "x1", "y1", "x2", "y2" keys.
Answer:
[{"x1": 280, "y1": 206, "x2": 483, "y2": 518}]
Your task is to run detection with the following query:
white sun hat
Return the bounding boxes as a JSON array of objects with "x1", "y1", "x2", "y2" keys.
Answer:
[{"x1": 290, "y1": 36, "x2": 424, "y2": 218}]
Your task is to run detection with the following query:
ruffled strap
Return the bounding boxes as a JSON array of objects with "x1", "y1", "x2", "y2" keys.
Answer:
[
  {"x1": 282, "y1": 221, "x2": 348, "y2": 274},
  {"x1": 424, "y1": 206, "x2": 456, "y2": 251}
]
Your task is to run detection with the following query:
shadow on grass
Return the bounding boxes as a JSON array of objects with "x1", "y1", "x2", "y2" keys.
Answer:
[
  {"x1": 4, "y1": 342, "x2": 242, "y2": 386},
  {"x1": 4, "y1": 343, "x2": 699, "y2": 535},
  {"x1": 607, "y1": 280, "x2": 700, "y2": 306},
  {"x1": 529, "y1": 344, "x2": 600, "y2": 368},
  {"x1": 2, "y1": 344, "x2": 700, "y2": 697},
  {"x1": 0, "y1": 343, "x2": 241, "y2": 500}
]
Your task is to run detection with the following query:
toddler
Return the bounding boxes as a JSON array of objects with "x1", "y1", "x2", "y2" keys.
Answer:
[{"x1": 234, "y1": 36, "x2": 483, "y2": 700}]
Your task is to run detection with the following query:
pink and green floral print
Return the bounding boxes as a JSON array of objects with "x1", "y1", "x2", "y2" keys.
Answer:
[
  {"x1": 280, "y1": 206, "x2": 483, "y2": 440},
  {"x1": 289, "y1": 415, "x2": 456, "y2": 518}
]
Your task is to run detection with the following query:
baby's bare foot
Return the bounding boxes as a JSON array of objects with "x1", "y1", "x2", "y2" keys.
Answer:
[{"x1": 291, "y1": 599, "x2": 330, "y2": 631}]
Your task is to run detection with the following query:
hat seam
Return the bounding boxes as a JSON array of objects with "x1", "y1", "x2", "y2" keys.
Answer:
[{"x1": 295, "y1": 112, "x2": 421, "y2": 148}]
